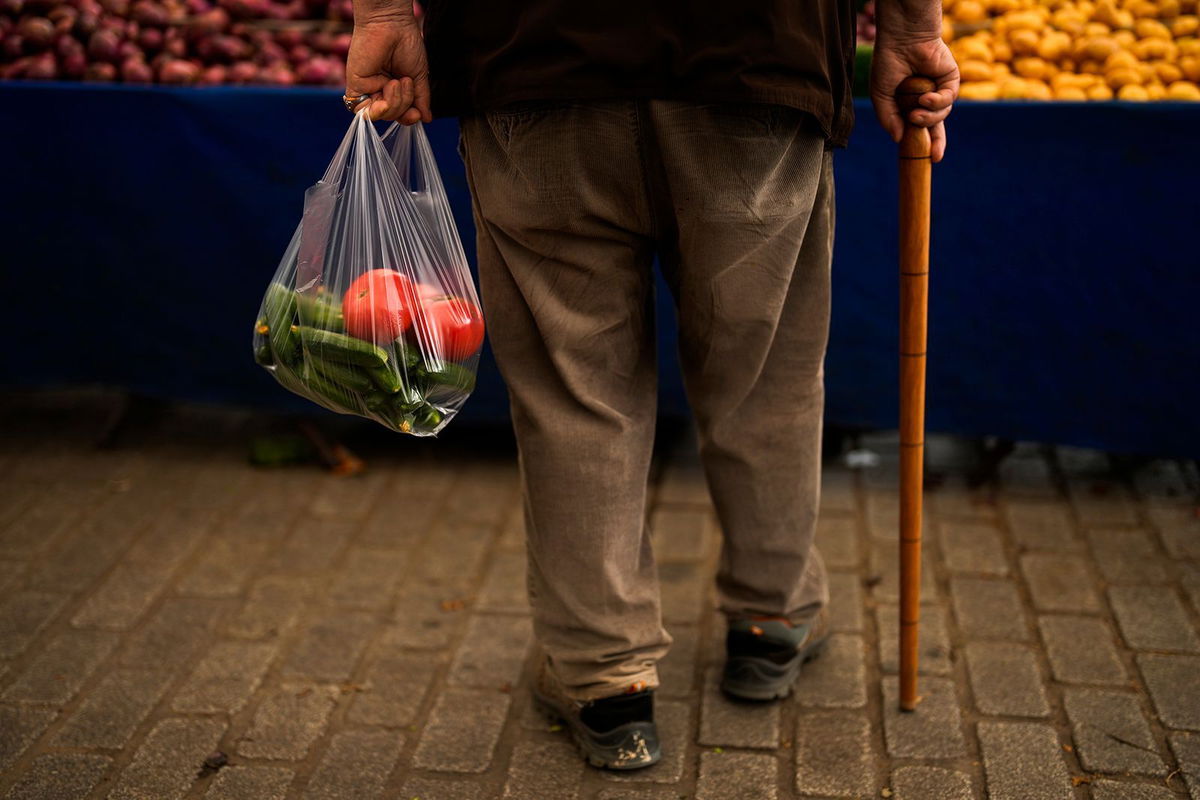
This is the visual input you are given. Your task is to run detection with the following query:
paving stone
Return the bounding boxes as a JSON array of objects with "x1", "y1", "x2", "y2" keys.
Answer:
[
  {"x1": 53, "y1": 668, "x2": 173, "y2": 748},
  {"x1": 263, "y1": 518, "x2": 357, "y2": 574},
  {"x1": 108, "y1": 717, "x2": 226, "y2": 800},
  {"x1": 359, "y1": 469, "x2": 456, "y2": 550},
  {"x1": 794, "y1": 710, "x2": 872, "y2": 798},
  {"x1": 441, "y1": 463, "x2": 518, "y2": 527},
  {"x1": 171, "y1": 640, "x2": 278, "y2": 713},
  {"x1": 1037, "y1": 615, "x2": 1128, "y2": 685},
  {"x1": 347, "y1": 646, "x2": 440, "y2": 727},
  {"x1": 792, "y1": 634, "x2": 866, "y2": 709},
  {"x1": 1089, "y1": 781, "x2": 1177, "y2": 800},
  {"x1": 997, "y1": 447, "x2": 1057, "y2": 497},
  {"x1": 4, "y1": 753, "x2": 111, "y2": 800},
  {"x1": 282, "y1": 610, "x2": 378, "y2": 683},
  {"x1": 0, "y1": 590, "x2": 69, "y2": 658},
  {"x1": 1108, "y1": 586, "x2": 1200, "y2": 653},
  {"x1": 225, "y1": 576, "x2": 314, "y2": 639},
  {"x1": 307, "y1": 471, "x2": 391, "y2": 520},
  {"x1": 698, "y1": 667, "x2": 779, "y2": 748},
  {"x1": 237, "y1": 684, "x2": 338, "y2": 760},
  {"x1": 1182, "y1": 563, "x2": 1200, "y2": 616},
  {"x1": 449, "y1": 614, "x2": 532, "y2": 689},
  {"x1": 1086, "y1": 528, "x2": 1160, "y2": 558},
  {"x1": 386, "y1": 578, "x2": 470, "y2": 650},
  {"x1": 26, "y1": 520, "x2": 138, "y2": 594},
  {"x1": 0, "y1": 706, "x2": 58, "y2": 771},
  {"x1": 600, "y1": 700, "x2": 689, "y2": 785},
  {"x1": 891, "y1": 766, "x2": 973, "y2": 800},
  {"x1": 659, "y1": 562, "x2": 708, "y2": 624},
  {"x1": 656, "y1": 625, "x2": 698, "y2": 697},
  {"x1": 0, "y1": 495, "x2": 83, "y2": 558},
  {"x1": 302, "y1": 728, "x2": 404, "y2": 800},
  {"x1": 203, "y1": 766, "x2": 294, "y2": 800},
  {"x1": 1167, "y1": 732, "x2": 1200, "y2": 800},
  {"x1": 696, "y1": 751, "x2": 777, "y2": 800},
  {"x1": 1149, "y1": 506, "x2": 1200, "y2": 559},
  {"x1": 412, "y1": 687, "x2": 511, "y2": 773},
  {"x1": 939, "y1": 521, "x2": 1009, "y2": 575},
  {"x1": 0, "y1": 559, "x2": 25, "y2": 594},
  {"x1": 70, "y1": 563, "x2": 177, "y2": 630},
  {"x1": 417, "y1": 522, "x2": 497, "y2": 589},
  {"x1": 1006, "y1": 501, "x2": 1082, "y2": 552},
  {"x1": 175, "y1": 535, "x2": 272, "y2": 597},
  {"x1": 1020, "y1": 553, "x2": 1101, "y2": 612},
  {"x1": 930, "y1": 479, "x2": 999, "y2": 521},
  {"x1": 865, "y1": 489, "x2": 902, "y2": 537},
  {"x1": 827, "y1": 571, "x2": 863, "y2": 633},
  {"x1": 2, "y1": 628, "x2": 118, "y2": 703},
  {"x1": 119, "y1": 597, "x2": 228, "y2": 670},
  {"x1": 881, "y1": 676, "x2": 966, "y2": 758},
  {"x1": 1064, "y1": 688, "x2": 1166, "y2": 775},
  {"x1": 596, "y1": 791, "x2": 681, "y2": 800},
  {"x1": 1069, "y1": 480, "x2": 1140, "y2": 527},
  {"x1": 1138, "y1": 653, "x2": 1200, "y2": 730},
  {"x1": 820, "y1": 468, "x2": 857, "y2": 513},
  {"x1": 328, "y1": 548, "x2": 410, "y2": 611},
  {"x1": 657, "y1": 453, "x2": 711, "y2": 506},
  {"x1": 950, "y1": 578, "x2": 1029, "y2": 641},
  {"x1": 977, "y1": 721, "x2": 1072, "y2": 800},
  {"x1": 877, "y1": 605, "x2": 953, "y2": 675},
  {"x1": 964, "y1": 642, "x2": 1050, "y2": 717},
  {"x1": 399, "y1": 775, "x2": 494, "y2": 800},
  {"x1": 500, "y1": 738, "x2": 584, "y2": 800},
  {"x1": 651, "y1": 507, "x2": 711, "y2": 562},
  {"x1": 477, "y1": 550, "x2": 529, "y2": 614},
  {"x1": 867, "y1": 538, "x2": 938, "y2": 604},
  {"x1": 815, "y1": 516, "x2": 861, "y2": 569}
]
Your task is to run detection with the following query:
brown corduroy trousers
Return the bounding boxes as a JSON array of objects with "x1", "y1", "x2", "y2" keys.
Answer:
[{"x1": 460, "y1": 100, "x2": 832, "y2": 701}]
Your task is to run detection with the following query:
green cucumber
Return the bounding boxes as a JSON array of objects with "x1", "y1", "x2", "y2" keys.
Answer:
[
  {"x1": 299, "y1": 327, "x2": 389, "y2": 368},
  {"x1": 415, "y1": 403, "x2": 444, "y2": 429},
  {"x1": 418, "y1": 362, "x2": 476, "y2": 394},
  {"x1": 306, "y1": 355, "x2": 374, "y2": 393},
  {"x1": 299, "y1": 364, "x2": 361, "y2": 411},
  {"x1": 368, "y1": 365, "x2": 406, "y2": 394},
  {"x1": 295, "y1": 291, "x2": 345, "y2": 332},
  {"x1": 253, "y1": 340, "x2": 274, "y2": 367},
  {"x1": 261, "y1": 283, "x2": 299, "y2": 362}
]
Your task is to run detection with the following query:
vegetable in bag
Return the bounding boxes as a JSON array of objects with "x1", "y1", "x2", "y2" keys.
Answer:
[{"x1": 252, "y1": 111, "x2": 483, "y2": 436}]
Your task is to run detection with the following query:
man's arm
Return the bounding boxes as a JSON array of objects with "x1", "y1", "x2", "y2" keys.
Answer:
[
  {"x1": 345, "y1": 0, "x2": 430, "y2": 123},
  {"x1": 870, "y1": 0, "x2": 960, "y2": 161}
]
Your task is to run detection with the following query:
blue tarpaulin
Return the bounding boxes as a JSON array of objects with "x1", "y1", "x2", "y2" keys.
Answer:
[{"x1": 1, "y1": 83, "x2": 1197, "y2": 456}]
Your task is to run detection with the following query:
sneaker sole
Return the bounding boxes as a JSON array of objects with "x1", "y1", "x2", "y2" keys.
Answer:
[
  {"x1": 719, "y1": 634, "x2": 829, "y2": 701},
  {"x1": 532, "y1": 691, "x2": 662, "y2": 770}
]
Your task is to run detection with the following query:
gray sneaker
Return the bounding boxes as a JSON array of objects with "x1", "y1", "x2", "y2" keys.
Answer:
[
  {"x1": 532, "y1": 658, "x2": 661, "y2": 770},
  {"x1": 720, "y1": 607, "x2": 831, "y2": 701}
]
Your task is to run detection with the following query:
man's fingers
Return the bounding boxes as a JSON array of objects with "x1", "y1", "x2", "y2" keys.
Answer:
[
  {"x1": 919, "y1": 87, "x2": 956, "y2": 111},
  {"x1": 414, "y1": 75, "x2": 432, "y2": 123},
  {"x1": 908, "y1": 103, "x2": 952, "y2": 127},
  {"x1": 872, "y1": 96, "x2": 905, "y2": 143},
  {"x1": 931, "y1": 121, "x2": 947, "y2": 163}
]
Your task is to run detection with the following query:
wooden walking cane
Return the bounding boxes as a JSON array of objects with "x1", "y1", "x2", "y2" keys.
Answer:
[{"x1": 897, "y1": 75, "x2": 936, "y2": 712}]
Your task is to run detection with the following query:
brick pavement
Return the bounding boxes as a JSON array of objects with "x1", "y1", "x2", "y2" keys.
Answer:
[{"x1": 0, "y1": 392, "x2": 1198, "y2": 799}]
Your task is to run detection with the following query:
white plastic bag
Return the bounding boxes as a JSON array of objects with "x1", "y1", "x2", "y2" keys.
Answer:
[{"x1": 253, "y1": 112, "x2": 483, "y2": 436}]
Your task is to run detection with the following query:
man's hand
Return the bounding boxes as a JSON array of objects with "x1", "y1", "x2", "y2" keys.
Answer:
[
  {"x1": 870, "y1": 35, "x2": 959, "y2": 161},
  {"x1": 345, "y1": 8, "x2": 431, "y2": 124}
]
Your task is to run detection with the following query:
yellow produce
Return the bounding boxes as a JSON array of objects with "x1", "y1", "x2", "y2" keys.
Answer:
[
  {"x1": 1105, "y1": 49, "x2": 1140, "y2": 69},
  {"x1": 960, "y1": 81, "x2": 1003, "y2": 98},
  {"x1": 1088, "y1": 82, "x2": 1116, "y2": 97},
  {"x1": 1106, "y1": 65, "x2": 1144, "y2": 85},
  {"x1": 1156, "y1": 61, "x2": 1185, "y2": 81},
  {"x1": 943, "y1": 17, "x2": 957, "y2": 42},
  {"x1": 1016, "y1": 55, "x2": 1052, "y2": 75},
  {"x1": 1000, "y1": 76, "x2": 1030, "y2": 96},
  {"x1": 1135, "y1": 19, "x2": 1172, "y2": 38},
  {"x1": 1159, "y1": 0, "x2": 1182, "y2": 16},
  {"x1": 994, "y1": 40, "x2": 1015, "y2": 59},
  {"x1": 1114, "y1": 29, "x2": 1138, "y2": 46},
  {"x1": 1128, "y1": 0, "x2": 1160, "y2": 17},
  {"x1": 1146, "y1": 81, "x2": 1168, "y2": 96},
  {"x1": 1183, "y1": 55, "x2": 1200, "y2": 80},
  {"x1": 1086, "y1": 35, "x2": 1122, "y2": 58},
  {"x1": 1179, "y1": 39, "x2": 1200, "y2": 57},
  {"x1": 1173, "y1": 16, "x2": 1200, "y2": 36},
  {"x1": 1118, "y1": 82, "x2": 1151, "y2": 97},
  {"x1": 1056, "y1": 84, "x2": 1090, "y2": 96},
  {"x1": 962, "y1": 59, "x2": 996, "y2": 80},
  {"x1": 955, "y1": 0, "x2": 990, "y2": 21},
  {"x1": 1011, "y1": 28, "x2": 1042, "y2": 53},
  {"x1": 1166, "y1": 79, "x2": 1200, "y2": 97},
  {"x1": 1026, "y1": 78, "x2": 1056, "y2": 96},
  {"x1": 1138, "y1": 61, "x2": 1158, "y2": 80},
  {"x1": 955, "y1": 37, "x2": 995, "y2": 61}
]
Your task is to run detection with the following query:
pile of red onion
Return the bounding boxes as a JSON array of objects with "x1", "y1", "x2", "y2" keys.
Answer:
[{"x1": 0, "y1": 0, "x2": 354, "y2": 85}]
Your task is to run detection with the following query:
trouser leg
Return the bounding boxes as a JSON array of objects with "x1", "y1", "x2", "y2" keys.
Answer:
[
  {"x1": 459, "y1": 105, "x2": 671, "y2": 700},
  {"x1": 648, "y1": 102, "x2": 834, "y2": 624}
]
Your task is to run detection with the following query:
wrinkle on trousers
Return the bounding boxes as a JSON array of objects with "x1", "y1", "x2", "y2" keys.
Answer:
[{"x1": 460, "y1": 100, "x2": 832, "y2": 701}]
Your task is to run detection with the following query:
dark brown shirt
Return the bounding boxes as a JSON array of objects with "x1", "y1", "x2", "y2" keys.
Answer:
[{"x1": 423, "y1": 1, "x2": 857, "y2": 146}]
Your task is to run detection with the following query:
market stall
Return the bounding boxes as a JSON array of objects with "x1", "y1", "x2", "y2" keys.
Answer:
[{"x1": 2, "y1": 0, "x2": 1198, "y2": 455}]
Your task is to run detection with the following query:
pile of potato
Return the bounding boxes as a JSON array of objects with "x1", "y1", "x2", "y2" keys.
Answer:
[{"x1": 945, "y1": 0, "x2": 1200, "y2": 100}]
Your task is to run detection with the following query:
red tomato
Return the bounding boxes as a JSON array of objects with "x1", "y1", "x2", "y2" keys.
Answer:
[
  {"x1": 419, "y1": 296, "x2": 485, "y2": 361},
  {"x1": 342, "y1": 269, "x2": 415, "y2": 344}
]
